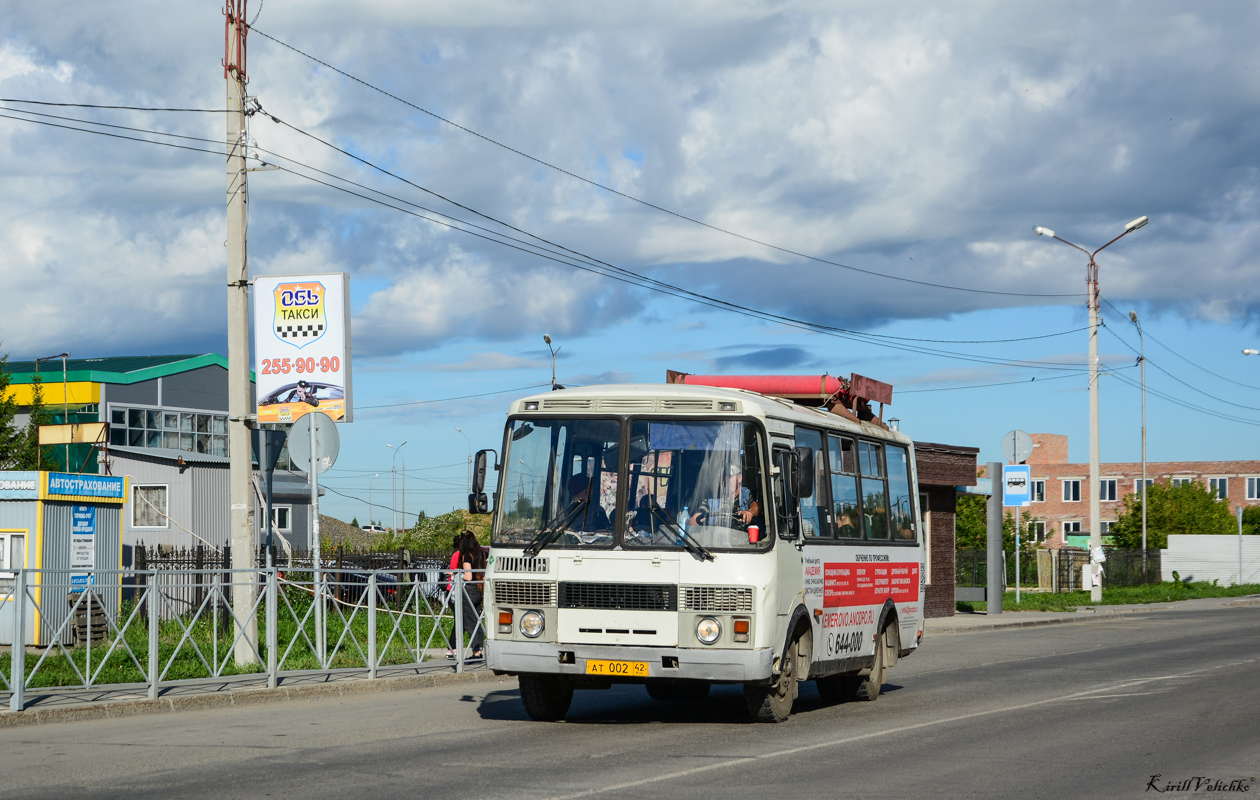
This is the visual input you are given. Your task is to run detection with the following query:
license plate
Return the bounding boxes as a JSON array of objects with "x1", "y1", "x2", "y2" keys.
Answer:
[{"x1": 585, "y1": 659, "x2": 649, "y2": 677}]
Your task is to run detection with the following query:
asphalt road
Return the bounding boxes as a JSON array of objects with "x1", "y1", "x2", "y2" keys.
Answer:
[{"x1": 2, "y1": 608, "x2": 1257, "y2": 800}]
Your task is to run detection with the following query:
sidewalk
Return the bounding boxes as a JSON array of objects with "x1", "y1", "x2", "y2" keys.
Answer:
[
  {"x1": 924, "y1": 593, "x2": 1260, "y2": 635},
  {"x1": 0, "y1": 662, "x2": 496, "y2": 729}
]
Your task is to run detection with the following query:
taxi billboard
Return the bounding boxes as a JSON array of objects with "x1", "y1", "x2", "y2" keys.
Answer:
[{"x1": 253, "y1": 273, "x2": 353, "y2": 423}]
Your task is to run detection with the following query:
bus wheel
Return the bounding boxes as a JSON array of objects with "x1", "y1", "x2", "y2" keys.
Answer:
[
  {"x1": 646, "y1": 681, "x2": 711, "y2": 702},
  {"x1": 745, "y1": 637, "x2": 799, "y2": 723},
  {"x1": 518, "y1": 674, "x2": 574, "y2": 722},
  {"x1": 848, "y1": 627, "x2": 888, "y2": 702}
]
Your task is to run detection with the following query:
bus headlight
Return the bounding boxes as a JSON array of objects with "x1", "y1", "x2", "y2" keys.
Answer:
[
  {"x1": 520, "y1": 610, "x2": 544, "y2": 638},
  {"x1": 696, "y1": 617, "x2": 721, "y2": 645}
]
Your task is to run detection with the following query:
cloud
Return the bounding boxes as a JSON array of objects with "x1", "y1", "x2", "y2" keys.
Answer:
[
  {"x1": 429, "y1": 351, "x2": 548, "y2": 371},
  {"x1": 4, "y1": 1, "x2": 1260, "y2": 364},
  {"x1": 712, "y1": 346, "x2": 814, "y2": 371}
]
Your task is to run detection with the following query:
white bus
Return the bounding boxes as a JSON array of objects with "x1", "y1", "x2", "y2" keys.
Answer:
[{"x1": 476, "y1": 375, "x2": 925, "y2": 722}]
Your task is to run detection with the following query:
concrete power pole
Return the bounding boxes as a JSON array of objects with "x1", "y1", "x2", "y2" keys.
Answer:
[{"x1": 226, "y1": 0, "x2": 258, "y2": 664}]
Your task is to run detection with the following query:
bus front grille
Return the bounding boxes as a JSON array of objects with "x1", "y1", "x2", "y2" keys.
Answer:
[
  {"x1": 681, "y1": 586, "x2": 754, "y2": 612},
  {"x1": 494, "y1": 581, "x2": 557, "y2": 607},
  {"x1": 558, "y1": 582, "x2": 677, "y2": 611}
]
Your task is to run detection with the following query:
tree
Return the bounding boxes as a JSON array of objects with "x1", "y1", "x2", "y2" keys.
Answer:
[
  {"x1": 20, "y1": 373, "x2": 56, "y2": 470},
  {"x1": 1110, "y1": 481, "x2": 1235, "y2": 549},
  {"x1": 0, "y1": 352, "x2": 24, "y2": 468},
  {"x1": 955, "y1": 493, "x2": 1033, "y2": 552},
  {"x1": 350, "y1": 516, "x2": 360, "y2": 528}
]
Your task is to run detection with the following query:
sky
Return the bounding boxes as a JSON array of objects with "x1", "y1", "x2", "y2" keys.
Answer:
[{"x1": 3, "y1": 1, "x2": 1260, "y2": 525}]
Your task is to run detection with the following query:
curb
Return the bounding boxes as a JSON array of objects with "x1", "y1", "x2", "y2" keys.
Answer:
[
  {"x1": 928, "y1": 596, "x2": 1260, "y2": 635},
  {"x1": 0, "y1": 668, "x2": 502, "y2": 729}
]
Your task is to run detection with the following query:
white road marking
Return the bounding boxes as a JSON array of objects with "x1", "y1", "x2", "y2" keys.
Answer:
[{"x1": 543, "y1": 657, "x2": 1258, "y2": 800}]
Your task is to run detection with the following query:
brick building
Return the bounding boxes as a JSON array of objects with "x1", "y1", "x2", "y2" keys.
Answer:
[
  {"x1": 1017, "y1": 433, "x2": 1260, "y2": 547},
  {"x1": 914, "y1": 441, "x2": 980, "y2": 618}
]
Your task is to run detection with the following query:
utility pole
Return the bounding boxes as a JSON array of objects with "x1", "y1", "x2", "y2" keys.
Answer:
[
  {"x1": 225, "y1": 0, "x2": 258, "y2": 664},
  {"x1": 1034, "y1": 217, "x2": 1147, "y2": 603}
]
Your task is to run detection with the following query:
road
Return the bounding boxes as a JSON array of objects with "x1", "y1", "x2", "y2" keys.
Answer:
[{"x1": 1, "y1": 607, "x2": 1257, "y2": 799}]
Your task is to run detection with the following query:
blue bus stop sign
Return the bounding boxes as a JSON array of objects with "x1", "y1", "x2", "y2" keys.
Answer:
[{"x1": 1003, "y1": 465, "x2": 1031, "y2": 507}]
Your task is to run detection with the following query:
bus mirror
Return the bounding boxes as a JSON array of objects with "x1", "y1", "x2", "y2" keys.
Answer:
[
  {"x1": 794, "y1": 446, "x2": 815, "y2": 498},
  {"x1": 468, "y1": 449, "x2": 497, "y2": 514}
]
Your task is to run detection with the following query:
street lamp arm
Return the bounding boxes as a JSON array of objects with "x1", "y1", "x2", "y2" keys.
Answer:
[{"x1": 1052, "y1": 235, "x2": 1094, "y2": 259}]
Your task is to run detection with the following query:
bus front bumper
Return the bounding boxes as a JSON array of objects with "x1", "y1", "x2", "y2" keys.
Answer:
[{"x1": 488, "y1": 641, "x2": 774, "y2": 683}]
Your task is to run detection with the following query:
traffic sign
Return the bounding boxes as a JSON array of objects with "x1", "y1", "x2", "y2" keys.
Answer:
[
  {"x1": 1003, "y1": 464, "x2": 1031, "y2": 507},
  {"x1": 1001, "y1": 430, "x2": 1033, "y2": 464},
  {"x1": 288, "y1": 413, "x2": 340, "y2": 474}
]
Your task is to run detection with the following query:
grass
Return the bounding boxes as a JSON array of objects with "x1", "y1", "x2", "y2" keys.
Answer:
[
  {"x1": 1, "y1": 582, "x2": 469, "y2": 690},
  {"x1": 956, "y1": 581, "x2": 1260, "y2": 613}
]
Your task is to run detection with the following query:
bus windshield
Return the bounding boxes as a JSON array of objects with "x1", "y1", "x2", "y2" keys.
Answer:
[
  {"x1": 496, "y1": 418, "x2": 622, "y2": 547},
  {"x1": 494, "y1": 417, "x2": 769, "y2": 552},
  {"x1": 624, "y1": 420, "x2": 767, "y2": 551}
]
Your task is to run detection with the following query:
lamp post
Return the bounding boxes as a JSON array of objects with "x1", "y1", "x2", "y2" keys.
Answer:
[
  {"x1": 34, "y1": 353, "x2": 70, "y2": 471},
  {"x1": 544, "y1": 334, "x2": 561, "y2": 391},
  {"x1": 454, "y1": 427, "x2": 472, "y2": 494},
  {"x1": 1034, "y1": 215, "x2": 1148, "y2": 602},
  {"x1": 369, "y1": 473, "x2": 381, "y2": 528},
  {"x1": 387, "y1": 441, "x2": 407, "y2": 532},
  {"x1": 1130, "y1": 312, "x2": 1148, "y2": 580}
]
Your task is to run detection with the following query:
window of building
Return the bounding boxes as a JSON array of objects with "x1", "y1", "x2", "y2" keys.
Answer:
[
  {"x1": 1248, "y1": 477, "x2": 1260, "y2": 500},
  {"x1": 132, "y1": 485, "x2": 168, "y2": 528},
  {"x1": 109, "y1": 405, "x2": 229, "y2": 457},
  {"x1": 1029, "y1": 520, "x2": 1046, "y2": 543},
  {"x1": 1062, "y1": 479, "x2": 1081, "y2": 502},
  {"x1": 1134, "y1": 478, "x2": 1153, "y2": 496},
  {"x1": 1208, "y1": 478, "x2": 1229, "y2": 500},
  {"x1": 1031, "y1": 480, "x2": 1045, "y2": 503},
  {"x1": 1063, "y1": 520, "x2": 1081, "y2": 535},
  {"x1": 1100, "y1": 520, "x2": 1115, "y2": 533},
  {"x1": 271, "y1": 505, "x2": 292, "y2": 532},
  {"x1": 1099, "y1": 479, "x2": 1118, "y2": 502},
  {"x1": 1171, "y1": 477, "x2": 1194, "y2": 488}
]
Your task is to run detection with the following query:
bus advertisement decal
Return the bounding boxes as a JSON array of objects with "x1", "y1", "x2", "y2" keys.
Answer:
[{"x1": 823, "y1": 562, "x2": 920, "y2": 607}]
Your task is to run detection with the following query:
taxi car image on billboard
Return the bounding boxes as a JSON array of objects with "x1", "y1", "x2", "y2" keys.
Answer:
[{"x1": 257, "y1": 380, "x2": 346, "y2": 423}]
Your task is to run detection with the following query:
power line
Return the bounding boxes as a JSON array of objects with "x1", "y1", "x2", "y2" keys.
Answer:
[
  {"x1": 0, "y1": 106, "x2": 1097, "y2": 375},
  {"x1": 359, "y1": 384, "x2": 552, "y2": 410},
  {"x1": 898, "y1": 368, "x2": 1130, "y2": 394},
  {"x1": 252, "y1": 107, "x2": 1092, "y2": 352},
  {"x1": 250, "y1": 28, "x2": 1085, "y2": 300},
  {"x1": 1100, "y1": 323, "x2": 1260, "y2": 412},
  {"x1": 0, "y1": 98, "x2": 228, "y2": 112},
  {"x1": 1101, "y1": 297, "x2": 1260, "y2": 392}
]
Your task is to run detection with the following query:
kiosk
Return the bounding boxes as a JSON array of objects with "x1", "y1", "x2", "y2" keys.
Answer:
[{"x1": 0, "y1": 471, "x2": 127, "y2": 646}]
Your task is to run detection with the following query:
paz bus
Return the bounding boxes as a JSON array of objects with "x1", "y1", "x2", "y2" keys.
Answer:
[{"x1": 474, "y1": 372, "x2": 925, "y2": 723}]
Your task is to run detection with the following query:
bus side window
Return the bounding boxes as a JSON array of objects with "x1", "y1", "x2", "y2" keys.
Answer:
[
  {"x1": 886, "y1": 445, "x2": 915, "y2": 541},
  {"x1": 795, "y1": 428, "x2": 826, "y2": 538},
  {"x1": 773, "y1": 447, "x2": 795, "y2": 539},
  {"x1": 829, "y1": 434, "x2": 861, "y2": 539}
]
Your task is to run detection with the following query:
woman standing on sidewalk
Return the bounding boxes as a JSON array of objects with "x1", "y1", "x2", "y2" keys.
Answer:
[{"x1": 455, "y1": 530, "x2": 487, "y2": 659}]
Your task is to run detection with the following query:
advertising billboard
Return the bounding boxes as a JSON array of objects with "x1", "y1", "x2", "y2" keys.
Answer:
[{"x1": 253, "y1": 273, "x2": 353, "y2": 424}]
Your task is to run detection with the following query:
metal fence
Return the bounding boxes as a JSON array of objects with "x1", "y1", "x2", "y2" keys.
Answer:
[
  {"x1": 956, "y1": 548, "x2": 1162, "y2": 593},
  {"x1": 1, "y1": 565, "x2": 486, "y2": 712}
]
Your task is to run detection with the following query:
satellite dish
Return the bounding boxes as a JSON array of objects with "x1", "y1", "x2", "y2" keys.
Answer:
[
  {"x1": 1001, "y1": 430, "x2": 1033, "y2": 464},
  {"x1": 289, "y1": 413, "x2": 340, "y2": 474}
]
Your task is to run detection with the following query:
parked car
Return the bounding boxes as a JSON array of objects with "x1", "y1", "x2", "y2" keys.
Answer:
[{"x1": 361, "y1": 524, "x2": 387, "y2": 533}]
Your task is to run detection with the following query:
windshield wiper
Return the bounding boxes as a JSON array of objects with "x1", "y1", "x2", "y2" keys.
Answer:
[
  {"x1": 523, "y1": 498, "x2": 588, "y2": 557},
  {"x1": 648, "y1": 504, "x2": 714, "y2": 562}
]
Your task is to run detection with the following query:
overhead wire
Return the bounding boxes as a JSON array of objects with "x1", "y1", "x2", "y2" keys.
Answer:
[
  {"x1": 250, "y1": 28, "x2": 1085, "y2": 300},
  {"x1": 1101, "y1": 297, "x2": 1260, "y2": 392},
  {"x1": 0, "y1": 103, "x2": 1097, "y2": 376}
]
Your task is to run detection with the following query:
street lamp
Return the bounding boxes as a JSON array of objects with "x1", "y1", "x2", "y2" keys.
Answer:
[
  {"x1": 34, "y1": 352, "x2": 70, "y2": 471},
  {"x1": 543, "y1": 334, "x2": 561, "y2": 391},
  {"x1": 369, "y1": 473, "x2": 381, "y2": 528},
  {"x1": 1130, "y1": 311, "x2": 1148, "y2": 580},
  {"x1": 454, "y1": 426, "x2": 472, "y2": 495},
  {"x1": 1034, "y1": 215, "x2": 1148, "y2": 602},
  {"x1": 387, "y1": 441, "x2": 407, "y2": 532}
]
